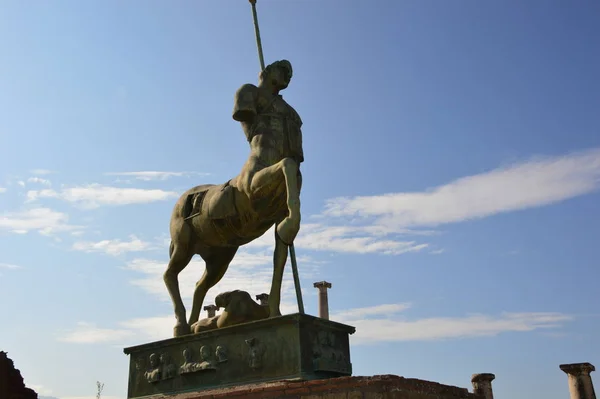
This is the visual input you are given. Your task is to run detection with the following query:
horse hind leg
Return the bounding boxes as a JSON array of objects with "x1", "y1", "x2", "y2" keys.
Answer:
[
  {"x1": 163, "y1": 242, "x2": 194, "y2": 337},
  {"x1": 188, "y1": 246, "x2": 238, "y2": 327}
]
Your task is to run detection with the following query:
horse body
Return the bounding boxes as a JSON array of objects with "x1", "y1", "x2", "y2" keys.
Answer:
[
  {"x1": 172, "y1": 176, "x2": 289, "y2": 248},
  {"x1": 164, "y1": 162, "x2": 300, "y2": 337}
]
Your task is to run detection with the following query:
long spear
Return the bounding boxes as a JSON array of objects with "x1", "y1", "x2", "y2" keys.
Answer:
[
  {"x1": 249, "y1": 0, "x2": 266, "y2": 71},
  {"x1": 248, "y1": 0, "x2": 305, "y2": 315}
]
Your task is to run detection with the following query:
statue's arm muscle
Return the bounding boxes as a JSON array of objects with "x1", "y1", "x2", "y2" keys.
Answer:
[{"x1": 232, "y1": 84, "x2": 258, "y2": 122}]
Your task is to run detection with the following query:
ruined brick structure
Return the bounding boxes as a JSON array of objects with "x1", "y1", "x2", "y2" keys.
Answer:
[
  {"x1": 0, "y1": 351, "x2": 38, "y2": 399},
  {"x1": 151, "y1": 374, "x2": 482, "y2": 399}
]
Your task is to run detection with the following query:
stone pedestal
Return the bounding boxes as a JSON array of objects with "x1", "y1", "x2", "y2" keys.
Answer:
[
  {"x1": 123, "y1": 313, "x2": 355, "y2": 399},
  {"x1": 560, "y1": 363, "x2": 596, "y2": 399}
]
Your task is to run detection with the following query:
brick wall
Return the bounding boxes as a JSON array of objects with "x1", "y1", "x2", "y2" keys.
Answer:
[{"x1": 156, "y1": 374, "x2": 482, "y2": 399}]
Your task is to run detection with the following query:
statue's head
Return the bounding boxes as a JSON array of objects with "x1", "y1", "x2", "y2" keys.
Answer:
[
  {"x1": 200, "y1": 345, "x2": 210, "y2": 360},
  {"x1": 259, "y1": 59, "x2": 293, "y2": 90},
  {"x1": 149, "y1": 353, "x2": 158, "y2": 367}
]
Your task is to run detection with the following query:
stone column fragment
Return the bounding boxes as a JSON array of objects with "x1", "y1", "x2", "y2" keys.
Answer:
[
  {"x1": 560, "y1": 363, "x2": 596, "y2": 399},
  {"x1": 256, "y1": 293, "x2": 269, "y2": 306},
  {"x1": 471, "y1": 373, "x2": 495, "y2": 399},
  {"x1": 203, "y1": 304, "x2": 218, "y2": 318},
  {"x1": 313, "y1": 281, "x2": 332, "y2": 320}
]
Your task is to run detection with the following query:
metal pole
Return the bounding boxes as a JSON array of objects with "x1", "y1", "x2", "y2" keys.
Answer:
[
  {"x1": 249, "y1": 0, "x2": 266, "y2": 71},
  {"x1": 290, "y1": 243, "x2": 305, "y2": 314},
  {"x1": 247, "y1": 0, "x2": 304, "y2": 315}
]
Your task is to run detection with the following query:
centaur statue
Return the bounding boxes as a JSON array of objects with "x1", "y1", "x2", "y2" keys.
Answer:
[{"x1": 164, "y1": 59, "x2": 304, "y2": 337}]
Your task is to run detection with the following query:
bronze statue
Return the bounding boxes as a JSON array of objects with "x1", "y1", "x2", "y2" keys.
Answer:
[
  {"x1": 191, "y1": 290, "x2": 270, "y2": 334},
  {"x1": 164, "y1": 60, "x2": 303, "y2": 337}
]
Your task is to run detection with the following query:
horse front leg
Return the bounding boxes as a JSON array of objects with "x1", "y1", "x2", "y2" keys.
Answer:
[
  {"x1": 249, "y1": 157, "x2": 302, "y2": 244},
  {"x1": 274, "y1": 157, "x2": 301, "y2": 244},
  {"x1": 248, "y1": 156, "x2": 302, "y2": 317},
  {"x1": 269, "y1": 227, "x2": 288, "y2": 317}
]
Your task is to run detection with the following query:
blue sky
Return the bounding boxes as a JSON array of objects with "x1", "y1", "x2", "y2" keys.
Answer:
[{"x1": 1, "y1": 1, "x2": 599, "y2": 398}]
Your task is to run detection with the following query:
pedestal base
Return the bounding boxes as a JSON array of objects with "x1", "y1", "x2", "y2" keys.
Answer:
[{"x1": 123, "y1": 313, "x2": 355, "y2": 399}]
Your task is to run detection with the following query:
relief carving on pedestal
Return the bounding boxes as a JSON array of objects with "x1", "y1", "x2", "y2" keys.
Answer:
[
  {"x1": 161, "y1": 353, "x2": 177, "y2": 380},
  {"x1": 313, "y1": 331, "x2": 350, "y2": 374},
  {"x1": 245, "y1": 338, "x2": 266, "y2": 370},
  {"x1": 216, "y1": 345, "x2": 228, "y2": 363},
  {"x1": 144, "y1": 353, "x2": 161, "y2": 383},
  {"x1": 143, "y1": 352, "x2": 176, "y2": 383},
  {"x1": 179, "y1": 345, "x2": 218, "y2": 375}
]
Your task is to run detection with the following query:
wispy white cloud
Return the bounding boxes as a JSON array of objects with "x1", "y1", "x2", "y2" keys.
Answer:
[
  {"x1": 124, "y1": 249, "x2": 319, "y2": 307},
  {"x1": 0, "y1": 207, "x2": 81, "y2": 235},
  {"x1": 296, "y1": 224, "x2": 429, "y2": 255},
  {"x1": 105, "y1": 171, "x2": 209, "y2": 181},
  {"x1": 30, "y1": 169, "x2": 54, "y2": 175},
  {"x1": 332, "y1": 304, "x2": 573, "y2": 344},
  {"x1": 26, "y1": 184, "x2": 178, "y2": 208},
  {"x1": 333, "y1": 303, "x2": 413, "y2": 320},
  {"x1": 244, "y1": 224, "x2": 430, "y2": 256},
  {"x1": 60, "y1": 316, "x2": 187, "y2": 345},
  {"x1": 72, "y1": 235, "x2": 152, "y2": 256},
  {"x1": 74, "y1": 245, "x2": 321, "y2": 344},
  {"x1": 29, "y1": 384, "x2": 55, "y2": 396},
  {"x1": 0, "y1": 262, "x2": 22, "y2": 269},
  {"x1": 119, "y1": 315, "x2": 176, "y2": 342},
  {"x1": 17, "y1": 181, "x2": 25, "y2": 187},
  {"x1": 323, "y1": 147, "x2": 600, "y2": 228},
  {"x1": 430, "y1": 249, "x2": 445, "y2": 255},
  {"x1": 61, "y1": 302, "x2": 572, "y2": 346},
  {"x1": 57, "y1": 322, "x2": 135, "y2": 344},
  {"x1": 0, "y1": 187, "x2": 6, "y2": 193},
  {"x1": 27, "y1": 177, "x2": 52, "y2": 186}
]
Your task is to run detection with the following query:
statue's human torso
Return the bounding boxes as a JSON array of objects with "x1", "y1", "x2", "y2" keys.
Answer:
[{"x1": 236, "y1": 85, "x2": 303, "y2": 166}]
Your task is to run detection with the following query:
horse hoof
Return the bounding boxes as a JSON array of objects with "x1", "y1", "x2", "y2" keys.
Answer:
[{"x1": 173, "y1": 323, "x2": 191, "y2": 337}]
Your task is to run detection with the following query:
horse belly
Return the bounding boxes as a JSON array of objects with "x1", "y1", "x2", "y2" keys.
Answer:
[{"x1": 191, "y1": 214, "x2": 278, "y2": 248}]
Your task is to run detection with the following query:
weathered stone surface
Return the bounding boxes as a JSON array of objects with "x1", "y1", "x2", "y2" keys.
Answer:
[
  {"x1": 146, "y1": 374, "x2": 479, "y2": 399},
  {"x1": 0, "y1": 351, "x2": 38, "y2": 399},
  {"x1": 313, "y1": 281, "x2": 332, "y2": 320},
  {"x1": 123, "y1": 313, "x2": 355, "y2": 398},
  {"x1": 560, "y1": 362, "x2": 597, "y2": 399},
  {"x1": 470, "y1": 373, "x2": 495, "y2": 399}
]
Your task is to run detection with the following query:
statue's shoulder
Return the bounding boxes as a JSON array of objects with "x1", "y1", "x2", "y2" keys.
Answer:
[
  {"x1": 233, "y1": 84, "x2": 260, "y2": 122},
  {"x1": 235, "y1": 83, "x2": 259, "y2": 97}
]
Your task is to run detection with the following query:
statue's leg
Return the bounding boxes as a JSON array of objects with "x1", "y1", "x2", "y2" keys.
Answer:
[
  {"x1": 251, "y1": 157, "x2": 301, "y2": 244},
  {"x1": 164, "y1": 244, "x2": 194, "y2": 337},
  {"x1": 188, "y1": 246, "x2": 238, "y2": 327},
  {"x1": 269, "y1": 227, "x2": 289, "y2": 317}
]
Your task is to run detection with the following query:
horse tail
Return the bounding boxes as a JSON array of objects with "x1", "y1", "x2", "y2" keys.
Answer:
[{"x1": 169, "y1": 240, "x2": 174, "y2": 258}]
